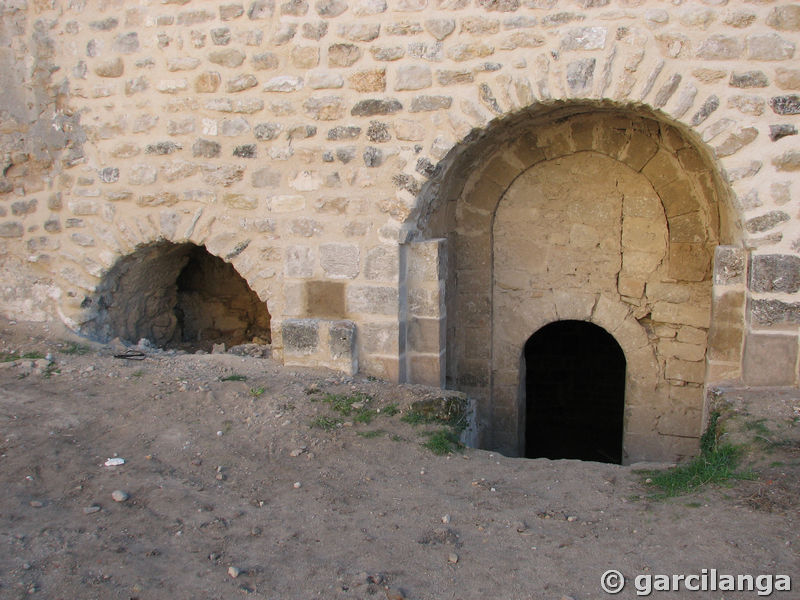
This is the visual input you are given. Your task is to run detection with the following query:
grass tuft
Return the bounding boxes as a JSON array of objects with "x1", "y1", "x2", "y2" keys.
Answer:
[
  {"x1": 422, "y1": 429, "x2": 463, "y2": 456},
  {"x1": 61, "y1": 342, "x2": 91, "y2": 355},
  {"x1": 220, "y1": 374, "x2": 247, "y2": 382},
  {"x1": 644, "y1": 410, "x2": 755, "y2": 498},
  {"x1": 310, "y1": 416, "x2": 342, "y2": 431}
]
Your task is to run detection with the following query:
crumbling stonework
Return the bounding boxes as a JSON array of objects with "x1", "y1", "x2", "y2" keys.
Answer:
[{"x1": 2, "y1": 0, "x2": 800, "y2": 461}]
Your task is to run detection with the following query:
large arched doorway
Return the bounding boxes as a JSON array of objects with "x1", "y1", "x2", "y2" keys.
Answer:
[
  {"x1": 415, "y1": 103, "x2": 743, "y2": 462},
  {"x1": 524, "y1": 320, "x2": 625, "y2": 464}
]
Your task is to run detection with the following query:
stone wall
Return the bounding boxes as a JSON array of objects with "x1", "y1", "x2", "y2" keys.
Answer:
[{"x1": 1, "y1": 0, "x2": 800, "y2": 460}]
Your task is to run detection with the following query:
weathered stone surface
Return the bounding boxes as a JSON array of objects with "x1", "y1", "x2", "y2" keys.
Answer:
[
  {"x1": 160, "y1": 160, "x2": 198, "y2": 182},
  {"x1": 425, "y1": 18, "x2": 455, "y2": 40},
  {"x1": 770, "y1": 124, "x2": 798, "y2": 141},
  {"x1": 713, "y1": 127, "x2": 758, "y2": 157},
  {"x1": 211, "y1": 27, "x2": 232, "y2": 46},
  {"x1": 690, "y1": 95, "x2": 719, "y2": 126},
  {"x1": 351, "y1": 98, "x2": 402, "y2": 116},
  {"x1": 202, "y1": 165, "x2": 245, "y2": 187},
  {"x1": 0, "y1": 222, "x2": 24, "y2": 237},
  {"x1": 349, "y1": 69, "x2": 386, "y2": 92},
  {"x1": 209, "y1": 49, "x2": 246, "y2": 67},
  {"x1": 233, "y1": 144, "x2": 257, "y2": 158},
  {"x1": 409, "y1": 95, "x2": 452, "y2": 112},
  {"x1": 437, "y1": 69, "x2": 474, "y2": 85},
  {"x1": 767, "y1": 6, "x2": 800, "y2": 32},
  {"x1": 113, "y1": 32, "x2": 139, "y2": 54},
  {"x1": 729, "y1": 70, "x2": 768, "y2": 88},
  {"x1": 727, "y1": 95, "x2": 765, "y2": 116},
  {"x1": 745, "y1": 34, "x2": 796, "y2": 61},
  {"x1": 283, "y1": 319, "x2": 319, "y2": 353},
  {"x1": 303, "y1": 96, "x2": 345, "y2": 120},
  {"x1": 221, "y1": 117, "x2": 251, "y2": 136},
  {"x1": 94, "y1": 57, "x2": 124, "y2": 78},
  {"x1": 220, "y1": 3, "x2": 245, "y2": 19},
  {"x1": 227, "y1": 74, "x2": 258, "y2": 92},
  {"x1": 192, "y1": 138, "x2": 221, "y2": 158},
  {"x1": 750, "y1": 254, "x2": 800, "y2": 293},
  {"x1": 743, "y1": 333, "x2": 797, "y2": 386},
  {"x1": 252, "y1": 52, "x2": 280, "y2": 70},
  {"x1": 346, "y1": 285, "x2": 398, "y2": 315},
  {"x1": 157, "y1": 79, "x2": 189, "y2": 94},
  {"x1": 316, "y1": 0, "x2": 348, "y2": 16},
  {"x1": 263, "y1": 75, "x2": 304, "y2": 92},
  {"x1": 363, "y1": 146, "x2": 383, "y2": 167},
  {"x1": 695, "y1": 35, "x2": 743, "y2": 60},
  {"x1": 307, "y1": 71, "x2": 344, "y2": 89},
  {"x1": 301, "y1": 21, "x2": 328, "y2": 40},
  {"x1": 337, "y1": 23, "x2": 380, "y2": 41},
  {"x1": 775, "y1": 68, "x2": 800, "y2": 90},
  {"x1": 566, "y1": 58, "x2": 595, "y2": 94},
  {"x1": 366, "y1": 121, "x2": 390, "y2": 142},
  {"x1": 371, "y1": 46, "x2": 405, "y2": 61},
  {"x1": 327, "y1": 125, "x2": 362, "y2": 140},
  {"x1": 561, "y1": 26, "x2": 607, "y2": 50},
  {"x1": 446, "y1": 42, "x2": 494, "y2": 61},
  {"x1": 408, "y1": 41, "x2": 443, "y2": 61},
  {"x1": 745, "y1": 211, "x2": 790, "y2": 234},
  {"x1": 194, "y1": 72, "x2": 222, "y2": 93},
  {"x1": 769, "y1": 95, "x2": 800, "y2": 115},
  {"x1": 128, "y1": 165, "x2": 158, "y2": 185},
  {"x1": 290, "y1": 46, "x2": 319, "y2": 69},
  {"x1": 177, "y1": 9, "x2": 214, "y2": 25},
  {"x1": 320, "y1": 243, "x2": 360, "y2": 278},
  {"x1": 772, "y1": 150, "x2": 800, "y2": 172},
  {"x1": 395, "y1": 65, "x2": 432, "y2": 90},
  {"x1": 713, "y1": 246, "x2": 745, "y2": 286},
  {"x1": 248, "y1": 0, "x2": 275, "y2": 19},
  {"x1": 328, "y1": 43, "x2": 362, "y2": 67}
]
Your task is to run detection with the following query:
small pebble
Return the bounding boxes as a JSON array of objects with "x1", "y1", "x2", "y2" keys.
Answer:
[
  {"x1": 29, "y1": 500, "x2": 43, "y2": 508},
  {"x1": 293, "y1": 481, "x2": 302, "y2": 489},
  {"x1": 228, "y1": 566, "x2": 241, "y2": 578},
  {"x1": 289, "y1": 448, "x2": 306, "y2": 457},
  {"x1": 448, "y1": 552, "x2": 459, "y2": 564},
  {"x1": 567, "y1": 515, "x2": 577, "y2": 522},
  {"x1": 441, "y1": 514, "x2": 451, "y2": 524},
  {"x1": 83, "y1": 505, "x2": 101, "y2": 514},
  {"x1": 111, "y1": 490, "x2": 129, "y2": 502}
]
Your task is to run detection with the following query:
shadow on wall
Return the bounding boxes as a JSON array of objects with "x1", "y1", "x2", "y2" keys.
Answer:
[{"x1": 80, "y1": 241, "x2": 270, "y2": 351}]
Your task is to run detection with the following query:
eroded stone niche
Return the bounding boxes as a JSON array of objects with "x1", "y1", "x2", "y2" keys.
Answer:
[
  {"x1": 82, "y1": 241, "x2": 270, "y2": 351},
  {"x1": 422, "y1": 105, "x2": 738, "y2": 463}
]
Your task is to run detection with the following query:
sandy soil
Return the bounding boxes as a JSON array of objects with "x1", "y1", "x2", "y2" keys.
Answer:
[{"x1": 0, "y1": 318, "x2": 798, "y2": 600}]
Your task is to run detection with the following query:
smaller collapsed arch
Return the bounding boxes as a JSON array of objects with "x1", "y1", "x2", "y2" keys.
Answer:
[{"x1": 80, "y1": 241, "x2": 271, "y2": 351}]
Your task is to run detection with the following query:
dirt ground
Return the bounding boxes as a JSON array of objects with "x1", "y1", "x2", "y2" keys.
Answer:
[{"x1": 0, "y1": 317, "x2": 798, "y2": 600}]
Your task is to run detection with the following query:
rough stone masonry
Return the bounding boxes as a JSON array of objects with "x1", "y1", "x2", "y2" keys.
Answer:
[{"x1": 1, "y1": 0, "x2": 799, "y2": 461}]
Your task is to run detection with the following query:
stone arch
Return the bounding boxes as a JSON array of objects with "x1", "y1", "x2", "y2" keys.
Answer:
[
  {"x1": 415, "y1": 102, "x2": 743, "y2": 463},
  {"x1": 79, "y1": 239, "x2": 273, "y2": 351}
]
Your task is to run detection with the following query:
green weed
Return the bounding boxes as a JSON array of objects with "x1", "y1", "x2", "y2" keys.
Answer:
[
  {"x1": 380, "y1": 403, "x2": 400, "y2": 417},
  {"x1": 644, "y1": 411, "x2": 755, "y2": 499},
  {"x1": 422, "y1": 429, "x2": 463, "y2": 456},
  {"x1": 220, "y1": 374, "x2": 247, "y2": 382},
  {"x1": 249, "y1": 386, "x2": 266, "y2": 397},
  {"x1": 357, "y1": 430, "x2": 386, "y2": 439},
  {"x1": 310, "y1": 416, "x2": 342, "y2": 431},
  {"x1": 61, "y1": 342, "x2": 91, "y2": 355}
]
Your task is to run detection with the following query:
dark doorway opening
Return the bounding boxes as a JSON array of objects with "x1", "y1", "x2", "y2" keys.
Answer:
[
  {"x1": 82, "y1": 242, "x2": 271, "y2": 352},
  {"x1": 524, "y1": 320, "x2": 625, "y2": 464}
]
